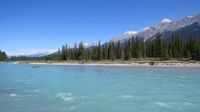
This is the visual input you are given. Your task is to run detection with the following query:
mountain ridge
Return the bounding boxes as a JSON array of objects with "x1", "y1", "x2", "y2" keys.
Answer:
[{"x1": 111, "y1": 13, "x2": 200, "y2": 42}]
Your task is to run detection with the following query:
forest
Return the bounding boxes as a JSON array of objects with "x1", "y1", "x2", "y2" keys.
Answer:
[
  {"x1": 0, "y1": 50, "x2": 7, "y2": 61},
  {"x1": 41, "y1": 34, "x2": 200, "y2": 61},
  {"x1": 2, "y1": 33, "x2": 200, "y2": 62}
]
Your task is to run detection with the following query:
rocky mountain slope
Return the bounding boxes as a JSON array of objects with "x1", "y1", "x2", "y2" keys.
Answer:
[{"x1": 111, "y1": 13, "x2": 200, "y2": 42}]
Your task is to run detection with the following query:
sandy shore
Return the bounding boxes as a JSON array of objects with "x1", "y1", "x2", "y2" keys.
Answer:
[{"x1": 15, "y1": 61, "x2": 200, "y2": 67}]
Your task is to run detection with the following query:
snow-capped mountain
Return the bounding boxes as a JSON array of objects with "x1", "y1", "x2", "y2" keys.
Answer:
[
  {"x1": 12, "y1": 49, "x2": 58, "y2": 57},
  {"x1": 27, "y1": 50, "x2": 57, "y2": 57},
  {"x1": 83, "y1": 42, "x2": 98, "y2": 48},
  {"x1": 160, "y1": 18, "x2": 172, "y2": 23},
  {"x1": 111, "y1": 13, "x2": 200, "y2": 42},
  {"x1": 111, "y1": 31, "x2": 138, "y2": 43}
]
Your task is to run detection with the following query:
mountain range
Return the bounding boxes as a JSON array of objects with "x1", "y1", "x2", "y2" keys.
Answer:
[
  {"x1": 112, "y1": 13, "x2": 200, "y2": 42},
  {"x1": 26, "y1": 50, "x2": 56, "y2": 57},
  {"x1": 12, "y1": 50, "x2": 57, "y2": 58},
  {"x1": 22, "y1": 13, "x2": 200, "y2": 57}
]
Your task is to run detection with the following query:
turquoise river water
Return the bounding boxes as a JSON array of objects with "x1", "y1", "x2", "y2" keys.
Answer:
[{"x1": 0, "y1": 63, "x2": 200, "y2": 112}]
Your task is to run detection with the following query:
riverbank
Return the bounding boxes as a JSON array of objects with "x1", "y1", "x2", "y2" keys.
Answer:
[{"x1": 13, "y1": 60, "x2": 200, "y2": 67}]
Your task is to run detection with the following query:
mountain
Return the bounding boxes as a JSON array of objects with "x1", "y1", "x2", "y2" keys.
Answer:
[
  {"x1": 38, "y1": 13, "x2": 200, "y2": 58},
  {"x1": 27, "y1": 50, "x2": 55, "y2": 57},
  {"x1": 111, "y1": 13, "x2": 200, "y2": 42},
  {"x1": 12, "y1": 49, "x2": 58, "y2": 58},
  {"x1": 112, "y1": 31, "x2": 138, "y2": 43},
  {"x1": 173, "y1": 22, "x2": 200, "y2": 40}
]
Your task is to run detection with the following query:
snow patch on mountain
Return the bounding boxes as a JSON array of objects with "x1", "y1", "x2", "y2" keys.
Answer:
[
  {"x1": 10, "y1": 49, "x2": 58, "y2": 57},
  {"x1": 28, "y1": 49, "x2": 57, "y2": 57},
  {"x1": 187, "y1": 16, "x2": 194, "y2": 18},
  {"x1": 83, "y1": 43, "x2": 89, "y2": 46},
  {"x1": 143, "y1": 27, "x2": 150, "y2": 31},
  {"x1": 111, "y1": 31, "x2": 138, "y2": 43},
  {"x1": 161, "y1": 18, "x2": 172, "y2": 23},
  {"x1": 123, "y1": 31, "x2": 138, "y2": 35}
]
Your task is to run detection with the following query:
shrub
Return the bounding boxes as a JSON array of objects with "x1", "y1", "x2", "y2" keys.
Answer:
[{"x1": 149, "y1": 61, "x2": 155, "y2": 65}]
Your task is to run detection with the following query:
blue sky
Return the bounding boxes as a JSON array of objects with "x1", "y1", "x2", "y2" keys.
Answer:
[{"x1": 0, "y1": 0, "x2": 200, "y2": 56}]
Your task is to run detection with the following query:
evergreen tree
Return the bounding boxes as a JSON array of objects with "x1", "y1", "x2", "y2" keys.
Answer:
[
  {"x1": 188, "y1": 37, "x2": 200, "y2": 60},
  {"x1": 124, "y1": 39, "x2": 132, "y2": 60},
  {"x1": 97, "y1": 41, "x2": 102, "y2": 60},
  {"x1": 0, "y1": 50, "x2": 7, "y2": 61},
  {"x1": 102, "y1": 45, "x2": 108, "y2": 60},
  {"x1": 91, "y1": 46, "x2": 98, "y2": 60},
  {"x1": 107, "y1": 41, "x2": 112, "y2": 60},
  {"x1": 133, "y1": 38, "x2": 144, "y2": 58},
  {"x1": 85, "y1": 48, "x2": 91, "y2": 60},
  {"x1": 131, "y1": 36, "x2": 135, "y2": 58},
  {"x1": 172, "y1": 33, "x2": 183, "y2": 58},
  {"x1": 61, "y1": 45, "x2": 66, "y2": 60},
  {"x1": 78, "y1": 42, "x2": 85, "y2": 60},
  {"x1": 168, "y1": 42, "x2": 173, "y2": 59},
  {"x1": 73, "y1": 43, "x2": 78, "y2": 60},
  {"x1": 36, "y1": 33, "x2": 200, "y2": 61},
  {"x1": 111, "y1": 42, "x2": 115, "y2": 60},
  {"x1": 116, "y1": 41, "x2": 122, "y2": 59},
  {"x1": 65, "y1": 44, "x2": 68, "y2": 60},
  {"x1": 161, "y1": 40, "x2": 169, "y2": 60},
  {"x1": 154, "y1": 34, "x2": 163, "y2": 57}
]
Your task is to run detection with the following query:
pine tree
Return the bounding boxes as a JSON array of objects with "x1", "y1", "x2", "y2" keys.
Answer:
[
  {"x1": 65, "y1": 44, "x2": 68, "y2": 60},
  {"x1": 124, "y1": 39, "x2": 132, "y2": 60},
  {"x1": 168, "y1": 42, "x2": 172, "y2": 59},
  {"x1": 74, "y1": 43, "x2": 78, "y2": 60},
  {"x1": 154, "y1": 34, "x2": 163, "y2": 57},
  {"x1": 161, "y1": 40, "x2": 169, "y2": 60},
  {"x1": 111, "y1": 42, "x2": 115, "y2": 60},
  {"x1": 107, "y1": 41, "x2": 112, "y2": 60},
  {"x1": 188, "y1": 37, "x2": 200, "y2": 60},
  {"x1": 61, "y1": 45, "x2": 66, "y2": 60},
  {"x1": 172, "y1": 33, "x2": 183, "y2": 58},
  {"x1": 97, "y1": 41, "x2": 102, "y2": 60},
  {"x1": 0, "y1": 50, "x2": 7, "y2": 61},
  {"x1": 133, "y1": 38, "x2": 144, "y2": 58},
  {"x1": 41, "y1": 33, "x2": 200, "y2": 61},
  {"x1": 78, "y1": 42, "x2": 85, "y2": 60},
  {"x1": 91, "y1": 46, "x2": 98, "y2": 60},
  {"x1": 131, "y1": 36, "x2": 135, "y2": 58},
  {"x1": 102, "y1": 45, "x2": 108, "y2": 60},
  {"x1": 116, "y1": 41, "x2": 122, "y2": 59},
  {"x1": 86, "y1": 48, "x2": 91, "y2": 60}
]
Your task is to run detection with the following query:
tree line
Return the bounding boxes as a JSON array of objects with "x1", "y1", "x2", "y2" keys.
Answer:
[
  {"x1": 0, "y1": 50, "x2": 8, "y2": 61},
  {"x1": 10, "y1": 56, "x2": 41, "y2": 61},
  {"x1": 43, "y1": 33, "x2": 200, "y2": 61}
]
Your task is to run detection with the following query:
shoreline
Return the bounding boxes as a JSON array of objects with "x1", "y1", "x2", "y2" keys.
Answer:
[{"x1": 13, "y1": 61, "x2": 200, "y2": 67}]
